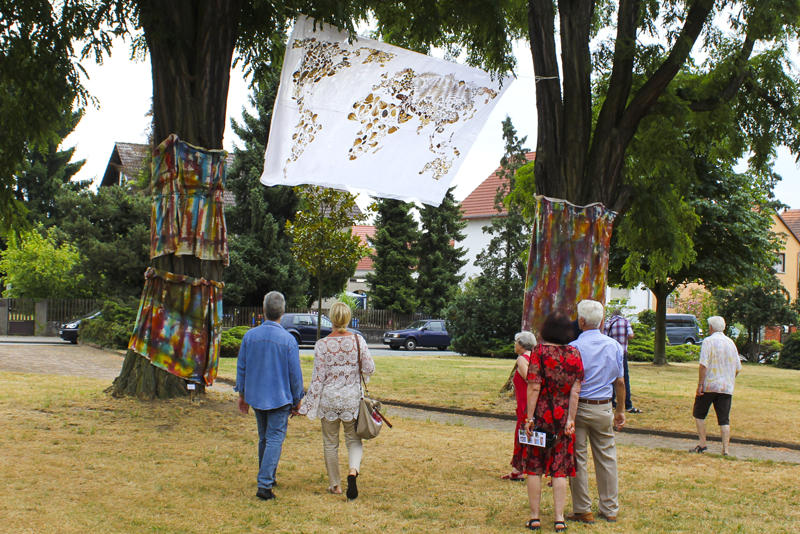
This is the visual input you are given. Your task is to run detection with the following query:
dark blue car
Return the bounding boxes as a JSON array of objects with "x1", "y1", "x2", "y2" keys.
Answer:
[
  {"x1": 383, "y1": 319, "x2": 451, "y2": 351},
  {"x1": 280, "y1": 313, "x2": 362, "y2": 346}
]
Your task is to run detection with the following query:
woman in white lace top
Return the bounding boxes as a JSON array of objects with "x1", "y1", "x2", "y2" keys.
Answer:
[{"x1": 299, "y1": 302, "x2": 375, "y2": 499}]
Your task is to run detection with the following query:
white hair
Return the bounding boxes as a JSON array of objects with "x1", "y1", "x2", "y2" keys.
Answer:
[
  {"x1": 515, "y1": 331, "x2": 538, "y2": 350},
  {"x1": 707, "y1": 316, "x2": 725, "y2": 333},
  {"x1": 263, "y1": 291, "x2": 285, "y2": 321},
  {"x1": 577, "y1": 300, "x2": 604, "y2": 329}
]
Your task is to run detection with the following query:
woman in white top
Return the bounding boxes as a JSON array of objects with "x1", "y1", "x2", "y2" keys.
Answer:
[{"x1": 300, "y1": 302, "x2": 375, "y2": 499}]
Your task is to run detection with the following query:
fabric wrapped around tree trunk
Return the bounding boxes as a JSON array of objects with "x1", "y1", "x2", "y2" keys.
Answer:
[
  {"x1": 128, "y1": 267, "x2": 223, "y2": 385},
  {"x1": 150, "y1": 134, "x2": 229, "y2": 264},
  {"x1": 522, "y1": 196, "x2": 617, "y2": 335}
]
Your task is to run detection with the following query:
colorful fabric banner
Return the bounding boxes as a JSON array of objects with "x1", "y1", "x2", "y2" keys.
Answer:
[
  {"x1": 151, "y1": 134, "x2": 229, "y2": 264},
  {"x1": 128, "y1": 267, "x2": 223, "y2": 386},
  {"x1": 522, "y1": 196, "x2": 617, "y2": 335},
  {"x1": 261, "y1": 16, "x2": 512, "y2": 207}
]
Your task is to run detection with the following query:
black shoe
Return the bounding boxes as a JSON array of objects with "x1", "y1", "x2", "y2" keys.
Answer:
[
  {"x1": 689, "y1": 445, "x2": 708, "y2": 453},
  {"x1": 256, "y1": 487, "x2": 275, "y2": 500},
  {"x1": 346, "y1": 474, "x2": 358, "y2": 500}
]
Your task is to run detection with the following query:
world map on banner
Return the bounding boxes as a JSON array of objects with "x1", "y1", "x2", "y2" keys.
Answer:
[{"x1": 261, "y1": 16, "x2": 512, "y2": 207}]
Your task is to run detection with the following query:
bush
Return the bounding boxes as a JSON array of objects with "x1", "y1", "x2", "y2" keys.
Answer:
[
  {"x1": 627, "y1": 323, "x2": 700, "y2": 362},
  {"x1": 759, "y1": 339, "x2": 783, "y2": 364},
  {"x1": 777, "y1": 333, "x2": 800, "y2": 370},
  {"x1": 220, "y1": 326, "x2": 250, "y2": 358},
  {"x1": 637, "y1": 309, "x2": 656, "y2": 328},
  {"x1": 79, "y1": 300, "x2": 137, "y2": 349}
]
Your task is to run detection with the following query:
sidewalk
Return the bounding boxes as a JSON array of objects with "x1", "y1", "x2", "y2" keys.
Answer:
[
  {"x1": 0, "y1": 335, "x2": 70, "y2": 344},
  {"x1": 2, "y1": 342, "x2": 798, "y2": 464}
]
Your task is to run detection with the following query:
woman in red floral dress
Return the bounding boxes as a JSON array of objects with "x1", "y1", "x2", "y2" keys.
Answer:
[{"x1": 512, "y1": 311, "x2": 584, "y2": 532}]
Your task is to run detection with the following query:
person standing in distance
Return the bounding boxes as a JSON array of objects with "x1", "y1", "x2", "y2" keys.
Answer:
[
  {"x1": 235, "y1": 291, "x2": 305, "y2": 501},
  {"x1": 689, "y1": 316, "x2": 741, "y2": 455},
  {"x1": 604, "y1": 308, "x2": 641, "y2": 413},
  {"x1": 567, "y1": 300, "x2": 626, "y2": 524}
]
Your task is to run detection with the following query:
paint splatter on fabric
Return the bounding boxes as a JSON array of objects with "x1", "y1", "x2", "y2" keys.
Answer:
[
  {"x1": 151, "y1": 134, "x2": 229, "y2": 264},
  {"x1": 128, "y1": 267, "x2": 223, "y2": 385},
  {"x1": 522, "y1": 196, "x2": 617, "y2": 336}
]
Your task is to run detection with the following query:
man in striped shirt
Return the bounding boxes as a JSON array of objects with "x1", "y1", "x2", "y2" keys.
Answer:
[{"x1": 604, "y1": 309, "x2": 641, "y2": 413}]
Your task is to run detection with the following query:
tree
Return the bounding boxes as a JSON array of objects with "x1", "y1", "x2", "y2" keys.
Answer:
[
  {"x1": 0, "y1": 227, "x2": 82, "y2": 298},
  {"x1": 446, "y1": 118, "x2": 530, "y2": 357},
  {"x1": 714, "y1": 277, "x2": 797, "y2": 363},
  {"x1": 285, "y1": 186, "x2": 370, "y2": 339},
  {"x1": 12, "y1": 110, "x2": 87, "y2": 228},
  {"x1": 416, "y1": 187, "x2": 468, "y2": 316},
  {"x1": 225, "y1": 75, "x2": 308, "y2": 307},
  {"x1": 55, "y1": 186, "x2": 151, "y2": 300},
  {"x1": 366, "y1": 198, "x2": 420, "y2": 314},
  {"x1": 609, "y1": 155, "x2": 783, "y2": 364}
]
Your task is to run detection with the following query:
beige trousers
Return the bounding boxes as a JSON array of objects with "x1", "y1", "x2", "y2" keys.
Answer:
[
  {"x1": 321, "y1": 418, "x2": 363, "y2": 488},
  {"x1": 569, "y1": 402, "x2": 619, "y2": 517}
]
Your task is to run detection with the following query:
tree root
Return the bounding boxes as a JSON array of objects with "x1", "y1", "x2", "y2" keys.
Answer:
[{"x1": 106, "y1": 350, "x2": 205, "y2": 400}]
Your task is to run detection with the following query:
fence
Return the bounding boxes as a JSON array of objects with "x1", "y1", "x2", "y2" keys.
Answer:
[
  {"x1": 221, "y1": 306, "x2": 432, "y2": 330},
  {"x1": 46, "y1": 299, "x2": 99, "y2": 323}
]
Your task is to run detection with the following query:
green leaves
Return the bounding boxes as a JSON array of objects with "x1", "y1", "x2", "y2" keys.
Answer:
[{"x1": 0, "y1": 226, "x2": 82, "y2": 299}]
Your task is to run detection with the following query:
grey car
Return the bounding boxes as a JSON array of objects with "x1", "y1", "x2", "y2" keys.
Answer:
[{"x1": 664, "y1": 313, "x2": 703, "y2": 345}]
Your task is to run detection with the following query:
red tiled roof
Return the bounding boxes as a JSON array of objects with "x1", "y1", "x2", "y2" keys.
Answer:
[
  {"x1": 459, "y1": 152, "x2": 535, "y2": 219},
  {"x1": 352, "y1": 225, "x2": 376, "y2": 271},
  {"x1": 780, "y1": 209, "x2": 800, "y2": 242}
]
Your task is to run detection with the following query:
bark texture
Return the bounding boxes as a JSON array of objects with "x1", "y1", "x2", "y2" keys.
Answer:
[
  {"x1": 652, "y1": 283, "x2": 670, "y2": 366},
  {"x1": 109, "y1": 0, "x2": 239, "y2": 400}
]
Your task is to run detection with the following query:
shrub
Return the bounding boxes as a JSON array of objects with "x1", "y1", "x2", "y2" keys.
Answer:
[
  {"x1": 220, "y1": 326, "x2": 250, "y2": 358},
  {"x1": 79, "y1": 300, "x2": 137, "y2": 349},
  {"x1": 637, "y1": 309, "x2": 656, "y2": 328},
  {"x1": 626, "y1": 323, "x2": 700, "y2": 362},
  {"x1": 759, "y1": 339, "x2": 783, "y2": 364},
  {"x1": 777, "y1": 333, "x2": 800, "y2": 370}
]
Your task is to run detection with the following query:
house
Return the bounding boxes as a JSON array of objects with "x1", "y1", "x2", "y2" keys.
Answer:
[{"x1": 349, "y1": 225, "x2": 375, "y2": 297}]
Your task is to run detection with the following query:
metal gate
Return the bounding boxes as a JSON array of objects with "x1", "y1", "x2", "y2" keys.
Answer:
[{"x1": 7, "y1": 298, "x2": 36, "y2": 335}]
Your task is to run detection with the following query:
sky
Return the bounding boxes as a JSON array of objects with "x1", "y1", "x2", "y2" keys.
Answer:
[{"x1": 64, "y1": 37, "x2": 799, "y2": 210}]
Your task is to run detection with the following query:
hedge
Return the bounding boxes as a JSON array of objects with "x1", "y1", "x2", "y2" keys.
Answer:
[{"x1": 220, "y1": 326, "x2": 250, "y2": 358}]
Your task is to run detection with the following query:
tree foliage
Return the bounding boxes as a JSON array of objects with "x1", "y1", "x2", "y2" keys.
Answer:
[
  {"x1": 366, "y1": 198, "x2": 420, "y2": 314},
  {"x1": 55, "y1": 186, "x2": 151, "y2": 299},
  {"x1": 416, "y1": 187, "x2": 468, "y2": 316},
  {"x1": 225, "y1": 74, "x2": 307, "y2": 307},
  {"x1": 446, "y1": 118, "x2": 530, "y2": 357},
  {"x1": 285, "y1": 186, "x2": 370, "y2": 336},
  {"x1": 714, "y1": 277, "x2": 797, "y2": 363},
  {"x1": 0, "y1": 226, "x2": 82, "y2": 298},
  {"x1": 777, "y1": 332, "x2": 800, "y2": 370}
]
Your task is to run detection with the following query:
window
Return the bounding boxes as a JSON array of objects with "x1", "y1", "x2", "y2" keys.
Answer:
[
  {"x1": 666, "y1": 293, "x2": 677, "y2": 308},
  {"x1": 293, "y1": 315, "x2": 313, "y2": 326},
  {"x1": 429, "y1": 321, "x2": 443, "y2": 332},
  {"x1": 320, "y1": 316, "x2": 332, "y2": 328},
  {"x1": 774, "y1": 253, "x2": 786, "y2": 273}
]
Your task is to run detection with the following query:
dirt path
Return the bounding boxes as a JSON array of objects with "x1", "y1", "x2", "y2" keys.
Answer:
[{"x1": 2, "y1": 342, "x2": 798, "y2": 464}]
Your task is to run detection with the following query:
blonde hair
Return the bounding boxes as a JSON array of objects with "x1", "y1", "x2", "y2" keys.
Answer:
[{"x1": 329, "y1": 302, "x2": 352, "y2": 333}]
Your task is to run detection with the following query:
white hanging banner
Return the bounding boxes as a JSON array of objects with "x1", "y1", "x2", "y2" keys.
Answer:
[{"x1": 261, "y1": 16, "x2": 513, "y2": 207}]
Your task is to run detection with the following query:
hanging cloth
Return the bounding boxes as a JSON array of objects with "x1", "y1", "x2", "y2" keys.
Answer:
[
  {"x1": 522, "y1": 196, "x2": 617, "y2": 335},
  {"x1": 150, "y1": 134, "x2": 229, "y2": 264},
  {"x1": 128, "y1": 267, "x2": 223, "y2": 385}
]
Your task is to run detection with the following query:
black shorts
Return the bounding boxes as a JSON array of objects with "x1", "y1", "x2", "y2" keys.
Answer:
[{"x1": 692, "y1": 392, "x2": 732, "y2": 426}]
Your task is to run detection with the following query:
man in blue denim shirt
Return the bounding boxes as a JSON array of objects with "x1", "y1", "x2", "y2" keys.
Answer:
[{"x1": 236, "y1": 291, "x2": 304, "y2": 501}]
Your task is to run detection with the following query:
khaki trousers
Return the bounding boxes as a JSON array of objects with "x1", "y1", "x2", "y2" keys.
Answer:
[
  {"x1": 569, "y1": 402, "x2": 619, "y2": 517},
  {"x1": 321, "y1": 418, "x2": 363, "y2": 488}
]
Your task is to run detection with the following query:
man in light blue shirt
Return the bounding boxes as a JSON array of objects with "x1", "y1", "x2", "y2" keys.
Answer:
[
  {"x1": 566, "y1": 300, "x2": 626, "y2": 524},
  {"x1": 236, "y1": 291, "x2": 304, "y2": 501}
]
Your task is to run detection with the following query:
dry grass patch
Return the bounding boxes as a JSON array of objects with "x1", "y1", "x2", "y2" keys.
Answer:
[
  {"x1": 2, "y1": 371, "x2": 799, "y2": 533},
  {"x1": 218, "y1": 355, "x2": 800, "y2": 445}
]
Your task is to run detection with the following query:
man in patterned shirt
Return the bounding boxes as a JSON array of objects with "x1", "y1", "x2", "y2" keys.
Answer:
[
  {"x1": 690, "y1": 316, "x2": 741, "y2": 455},
  {"x1": 604, "y1": 308, "x2": 640, "y2": 413}
]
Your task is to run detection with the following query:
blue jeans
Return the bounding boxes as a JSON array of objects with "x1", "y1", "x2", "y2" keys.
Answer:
[
  {"x1": 611, "y1": 353, "x2": 633, "y2": 410},
  {"x1": 254, "y1": 404, "x2": 291, "y2": 489}
]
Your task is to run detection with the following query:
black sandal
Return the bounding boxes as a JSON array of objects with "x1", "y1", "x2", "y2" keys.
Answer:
[
  {"x1": 346, "y1": 474, "x2": 358, "y2": 500},
  {"x1": 525, "y1": 518, "x2": 541, "y2": 531},
  {"x1": 555, "y1": 521, "x2": 567, "y2": 532}
]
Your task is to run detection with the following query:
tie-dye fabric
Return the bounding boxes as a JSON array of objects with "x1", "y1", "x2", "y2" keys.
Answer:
[
  {"x1": 151, "y1": 134, "x2": 229, "y2": 264},
  {"x1": 522, "y1": 196, "x2": 617, "y2": 335},
  {"x1": 128, "y1": 267, "x2": 223, "y2": 385}
]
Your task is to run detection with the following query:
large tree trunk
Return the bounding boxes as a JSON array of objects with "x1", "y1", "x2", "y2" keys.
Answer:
[
  {"x1": 109, "y1": 0, "x2": 240, "y2": 400},
  {"x1": 652, "y1": 282, "x2": 670, "y2": 366}
]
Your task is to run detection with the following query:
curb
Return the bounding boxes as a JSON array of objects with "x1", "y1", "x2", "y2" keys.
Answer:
[{"x1": 378, "y1": 399, "x2": 800, "y2": 452}]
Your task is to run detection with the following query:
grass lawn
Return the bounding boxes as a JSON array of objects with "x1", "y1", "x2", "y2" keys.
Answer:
[
  {"x1": 1, "y1": 371, "x2": 799, "y2": 533},
  {"x1": 217, "y1": 355, "x2": 800, "y2": 444}
]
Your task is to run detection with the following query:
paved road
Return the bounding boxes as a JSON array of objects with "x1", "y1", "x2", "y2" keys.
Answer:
[
  {"x1": 2, "y1": 342, "x2": 798, "y2": 464},
  {"x1": 299, "y1": 346, "x2": 458, "y2": 357}
]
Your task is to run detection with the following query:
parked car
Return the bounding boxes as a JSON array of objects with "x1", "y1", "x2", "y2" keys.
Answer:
[
  {"x1": 383, "y1": 319, "x2": 451, "y2": 351},
  {"x1": 280, "y1": 313, "x2": 362, "y2": 346},
  {"x1": 663, "y1": 313, "x2": 703, "y2": 345},
  {"x1": 59, "y1": 311, "x2": 102, "y2": 344}
]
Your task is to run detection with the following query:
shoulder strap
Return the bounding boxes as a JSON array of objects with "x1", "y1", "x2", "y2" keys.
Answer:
[{"x1": 356, "y1": 335, "x2": 367, "y2": 397}]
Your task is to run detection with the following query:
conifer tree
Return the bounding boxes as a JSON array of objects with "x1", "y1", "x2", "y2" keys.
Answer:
[
  {"x1": 417, "y1": 187, "x2": 467, "y2": 316},
  {"x1": 366, "y1": 198, "x2": 420, "y2": 314},
  {"x1": 225, "y1": 74, "x2": 308, "y2": 307}
]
